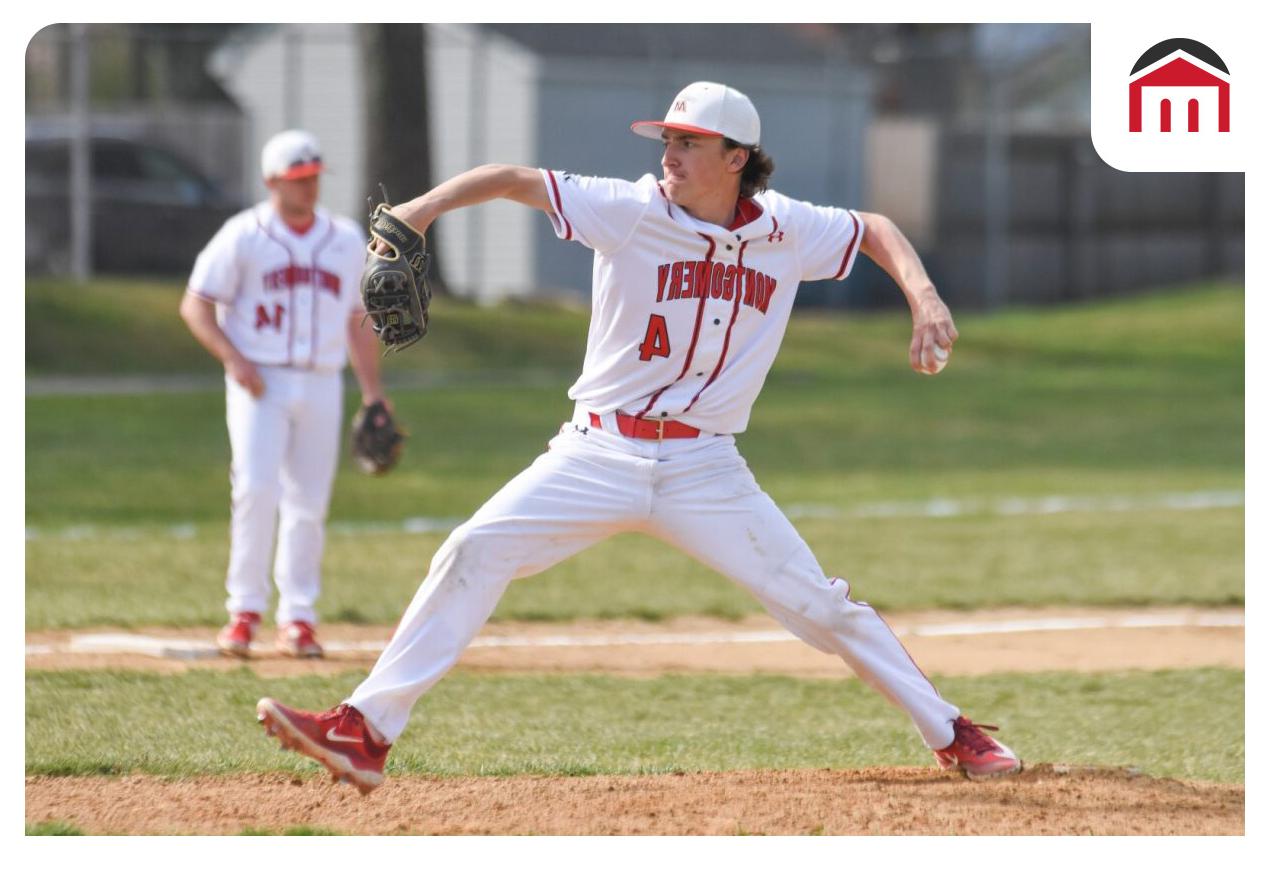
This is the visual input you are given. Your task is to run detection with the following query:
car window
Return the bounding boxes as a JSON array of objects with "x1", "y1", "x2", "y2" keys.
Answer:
[
  {"x1": 136, "y1": 145, "x2": 206, "y2": 187},
  {"x1": 26, "y1": 142, "x2": 69, "y2": 179},
  {"x1": 26, "y1": 137, "x2": 222, "y2": 205},
  {"x1": 93, "y1": 141, "x2": 144, "y2": 180}
]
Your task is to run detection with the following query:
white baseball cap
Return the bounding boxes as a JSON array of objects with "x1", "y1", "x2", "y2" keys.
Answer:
[
  {"x1": 260, "y1": 129, "x2": 324, "y2": 180},
  {"x1": 631, "y1": 82, "x2": 761, "y2": 147}
]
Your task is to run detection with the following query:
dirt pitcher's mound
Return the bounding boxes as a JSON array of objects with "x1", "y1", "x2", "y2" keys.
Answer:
[{"x1": 25, "y1": 766, "x2": 1243, "y2": 835}]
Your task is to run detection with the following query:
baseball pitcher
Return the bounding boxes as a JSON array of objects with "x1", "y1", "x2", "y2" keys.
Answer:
[{"x1": 257, "y1": 84, "x2": 1020, "y2": 792}]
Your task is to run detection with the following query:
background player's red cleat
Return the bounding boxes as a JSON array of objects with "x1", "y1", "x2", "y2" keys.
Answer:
[
  {"x1": 216, "y1": 612, "x2": 260, "y2": 657},
  {"x1": 933, "y1": 716, "x2": 1022, "y2": 780},
  {"x1": 276, "y1": 621, "x2": 324, "y2": 658},
  {"x1": 256, "y1": 698, "x2": 390, "y2": 795}
]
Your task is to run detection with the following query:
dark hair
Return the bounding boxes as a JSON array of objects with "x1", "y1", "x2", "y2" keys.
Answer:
[{"x1": 724, "y1": 138, "x2": 775, "y2": 198}]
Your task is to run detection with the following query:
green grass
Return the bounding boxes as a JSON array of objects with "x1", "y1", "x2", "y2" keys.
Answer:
[
  {"x1": 25, "y1": 667, "x2": 1244, "y2": 783},
  {"x1": 239, "y1": 825, "x2": 340, "y2": 836},
  {"x1": 25, "y1": 277, "x2": 591, "y2": 377},
  {"x1": 25, "y1": 281, "x2": 1244, "y2": 623},
  {"x1": 25, "y1": 821, "x2": 84, "y2": 836},
  {"x1": 25, "y1": 505, "x2": 1243, "y2": 629},
  {"x1": 25, "y1": 282, "x2": 1243, "y2": 527}
]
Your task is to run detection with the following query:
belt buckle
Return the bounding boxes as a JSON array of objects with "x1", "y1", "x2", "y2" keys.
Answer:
[{"x1": 656, "y1": 418, "x2": 666, "y2": 442}]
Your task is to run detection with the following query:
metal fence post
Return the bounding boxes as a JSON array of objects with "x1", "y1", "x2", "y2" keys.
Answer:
[{"x1": 69, "y1": 23, "x2": 92, "y2": 281}]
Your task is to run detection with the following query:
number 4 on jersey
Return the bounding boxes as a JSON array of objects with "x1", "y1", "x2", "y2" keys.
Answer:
[{"x1": 638, "y1": 314, "x2": 671, "y2": 361}]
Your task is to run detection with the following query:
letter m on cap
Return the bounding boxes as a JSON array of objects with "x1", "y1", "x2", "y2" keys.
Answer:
[{"x1": 673, "y1": 100, "x2": 687, "y2": 113}]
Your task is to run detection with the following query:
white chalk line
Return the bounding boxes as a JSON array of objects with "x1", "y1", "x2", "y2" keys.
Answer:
[
  {"x1": 25, "y1": 611, "x2": 1244, "y2": 662},
  {"x1": 784, "y1": 490, "x2": 1244, "y2": 519},
  {"x1": 23, "y1": 490, "x2": 1244, "y2": 542}
]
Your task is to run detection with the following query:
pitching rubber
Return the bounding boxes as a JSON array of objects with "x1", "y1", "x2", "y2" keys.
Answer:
[{"x1": 256, "y1": 698, "x2": 384, "y2": 795}]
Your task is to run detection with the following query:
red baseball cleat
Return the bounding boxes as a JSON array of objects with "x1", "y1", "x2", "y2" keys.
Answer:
[
  {"x1": 934, "y1": 716, "x2": 1022, "y2": 780},
  {"x1": 276, "y1": 621, "x2": 324, "y2": 658},
  {"x1": 216, "y1": 612, "x2": 261, "y2": 657},
  {"x1": 256, "y1": 699, "x2": 390, "y2": 795}
]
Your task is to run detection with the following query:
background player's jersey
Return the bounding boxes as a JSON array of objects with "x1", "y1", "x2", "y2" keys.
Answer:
[
  {"x1": 541, "y1": 170, "x2": 864, "y2": 434},
  {"x1": 188, "y1": 203, "x2": 367, "y2": 371}
]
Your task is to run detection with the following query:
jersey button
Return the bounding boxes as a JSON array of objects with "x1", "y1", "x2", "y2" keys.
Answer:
[
  {"x1": 660, "y1": 411, "x2": 668, "y2": 417},
  {"x1": 725, "y1": 244, "x2": 733, "y2": 251},
  {"x1": 713, "y1": 318, "x2": 721, "y2": 325}
]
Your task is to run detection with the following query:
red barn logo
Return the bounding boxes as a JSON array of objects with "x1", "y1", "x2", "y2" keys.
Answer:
[{"x1": 1129, "y1": 38, "x2": 1230, "y2": 133}]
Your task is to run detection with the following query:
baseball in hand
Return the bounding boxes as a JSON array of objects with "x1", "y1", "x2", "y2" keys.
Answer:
[{"x1": 931, "y1": 345, "x2": 949, "y2": 374}]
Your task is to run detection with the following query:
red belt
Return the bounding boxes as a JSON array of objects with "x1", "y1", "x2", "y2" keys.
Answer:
[{"x1": 588, "y1": 411, "x2": 701, "y2": 440}]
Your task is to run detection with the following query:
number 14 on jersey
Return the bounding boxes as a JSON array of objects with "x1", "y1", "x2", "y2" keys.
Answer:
[{"x1": 255, "y1": 303, "x2": 284, "y2": 332}]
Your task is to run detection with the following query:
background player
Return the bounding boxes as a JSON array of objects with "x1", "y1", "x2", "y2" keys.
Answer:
[
  {"x1": 256, "y1": 83, "x2": 1020, "y2": 790},
  {"x1": 180, "y1": 129, "x2": 390, "y2": 658}
]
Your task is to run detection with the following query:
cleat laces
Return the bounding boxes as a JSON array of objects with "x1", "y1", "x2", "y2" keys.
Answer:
[
  {"x1": 325, "y1": 704, "x2": 387, "y2": 752},
  {"x1": 953, "y1": 718, "x2": 1001, "y2": 755}
]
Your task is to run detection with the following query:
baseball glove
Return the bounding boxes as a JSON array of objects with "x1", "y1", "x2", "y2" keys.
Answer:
[
  {"x1": 350, "y1": 400, "x2": 406, "y2": 475},
  {"x1": 361, "y1": 199, "x2": 432, "y2": 353}
]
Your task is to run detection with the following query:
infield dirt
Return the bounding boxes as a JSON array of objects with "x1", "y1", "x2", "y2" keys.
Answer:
[
  {"x1": 26, "y1": 607, "x2": 1245, "y2": 835},
  {"x1": 25, "y1": 766, "x2": 1243, "y2": 835}
]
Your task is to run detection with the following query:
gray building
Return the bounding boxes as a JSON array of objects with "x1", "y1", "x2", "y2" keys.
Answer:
[
  {"x1": 209, "y1": 23, "x2": 873, "y2": 304},
  {"x1": 26, "y1": 23, "x2": 1243, "y2": 305}
]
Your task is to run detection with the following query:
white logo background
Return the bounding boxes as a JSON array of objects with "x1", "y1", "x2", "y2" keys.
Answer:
[{"x1": 1091, "y1": 20, "x2": 1251, "y2": 171}]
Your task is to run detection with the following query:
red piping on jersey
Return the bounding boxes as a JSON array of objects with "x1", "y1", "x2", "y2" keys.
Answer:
[
  {"x1": 186, "y1": 287, "x2": 221, "y2": 304},
  {"x1": 258, "y1": 212, "x2": 298, "y2": 367},
  {"x1": 654, "y1": 183, "x2": 761, "y2": 230},
  {"x1": 655, "y1": 182, "x2": 673, "y2": 218},
  {"x1": 833, "y1": 212, "x2": 862, "y2": 281},
  {"x1": 546, "y1": 171, "x2": 573, "y2": 241},
  {"x1": 308, "y1": 216, "x2": 336, "y2": 369},
  {"x1": 635, "y1": 232, "x2": 716, "y2": 420},
  {"x1": 681, "y1": 239, "x2": 747, "y2": 414}
]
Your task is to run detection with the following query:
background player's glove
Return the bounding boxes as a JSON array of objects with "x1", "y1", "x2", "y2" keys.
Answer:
[
  {"x1": 361, "y1": 199, "x2": 432, "y2": 353},
  {"x1": 350, "y1": 400, "x2": 406, "y2": 475}
]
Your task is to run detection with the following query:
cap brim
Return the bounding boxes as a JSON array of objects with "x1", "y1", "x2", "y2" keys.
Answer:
[
  {"x1": 630, "y1": 121, "x2": 726, "y2": 141},
  {"x1": 274, "y1": 160, "x2": 324, "y2": 180}
]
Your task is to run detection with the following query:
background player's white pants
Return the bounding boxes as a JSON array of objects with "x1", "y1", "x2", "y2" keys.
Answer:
[
  {"x1": 224, "y1": 366, "x2": 343, "y2": 625},
  {"x1": 347, "y1": 417, "x2": 961, "y2": 750}
]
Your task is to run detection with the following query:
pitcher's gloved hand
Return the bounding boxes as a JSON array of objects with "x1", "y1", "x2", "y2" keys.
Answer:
[{"x1": 361, "y1": 200, "x2": 432, "y2": 353}]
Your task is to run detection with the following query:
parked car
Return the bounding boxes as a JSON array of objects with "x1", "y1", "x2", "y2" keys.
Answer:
[{"x1": 26, "y1": 134, "x2": 243, "y2": 276}]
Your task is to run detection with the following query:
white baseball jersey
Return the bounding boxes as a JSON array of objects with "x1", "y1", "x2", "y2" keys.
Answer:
[
  {"x1": 188, "y1": 203, "x2": 367, "y2": 372},
  {"x1": 344, "y1": 169, "x2": 965, "y2": 754},
  {"x1": 540, "y1": 170, "x2": 864, "y2": 434}
]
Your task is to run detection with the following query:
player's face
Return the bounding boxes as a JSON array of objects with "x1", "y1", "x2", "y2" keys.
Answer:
[
  {"x1": 660, "y1": 132, "x2": 745, "y2": 206},
  {"x1": 267, "y1": 174, "x2": 320, "y2": 217}
]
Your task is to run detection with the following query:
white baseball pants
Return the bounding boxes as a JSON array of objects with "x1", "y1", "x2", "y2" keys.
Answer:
[
  {"x1": 348, "y1": 411, "x2": 961, "y2": 750},
  {"x1": 223, "y1": 366, "x2": 343, "y2": 625}
]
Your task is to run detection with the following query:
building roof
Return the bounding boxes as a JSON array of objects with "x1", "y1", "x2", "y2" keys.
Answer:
[{"x1": 484, "y1": 23, "x2": 851, "y2": 64}]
